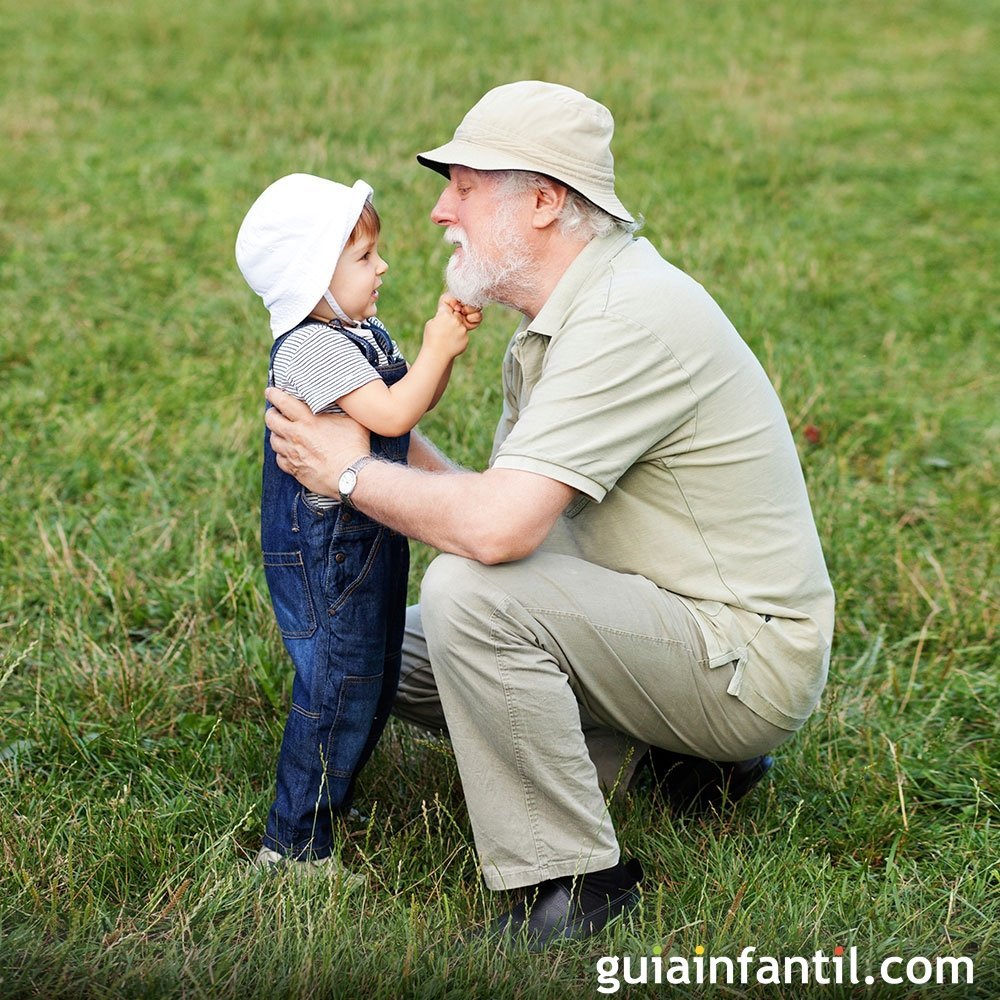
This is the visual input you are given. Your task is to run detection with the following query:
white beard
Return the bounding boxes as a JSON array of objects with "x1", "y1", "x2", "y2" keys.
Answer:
[{"x1": 443, "y1": 201, "x2": 538, "y2": 311}]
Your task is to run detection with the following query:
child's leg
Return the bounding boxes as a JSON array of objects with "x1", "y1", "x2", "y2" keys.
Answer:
[
  {"x1": 338, "y1": 532, "x2": 409, "y2": 811},
  {"x1": 264, "y1": 512, "x2": 404, "y2": 859},
  {"x1": 263, "y1": 649, "x2": 384, "y2": 858}
]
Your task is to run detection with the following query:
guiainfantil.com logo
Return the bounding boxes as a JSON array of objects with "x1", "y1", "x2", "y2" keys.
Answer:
[{"x1": 595, "y1": 944, "x2": 975, "y2": 992}]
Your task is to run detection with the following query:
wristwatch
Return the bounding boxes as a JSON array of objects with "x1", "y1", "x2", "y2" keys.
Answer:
[{"x1": 338, "y1": 455, "x2": 376, "y2": 506}]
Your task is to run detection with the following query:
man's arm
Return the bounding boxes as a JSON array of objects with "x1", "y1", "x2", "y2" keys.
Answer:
[
  {"x1": 352, "y1": 462, "x2": 572, "y2": 564},
  {"x1": 264, "y1": 387, "x2": 574, "y2": 564},
  {"x1": 407, "y1": 429, "x2": 457, "y2": 473}
]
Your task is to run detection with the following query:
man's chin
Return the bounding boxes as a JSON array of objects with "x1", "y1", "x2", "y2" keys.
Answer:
[
  {"x1": 445, "y1": 266, "x2": 490, "y2": 309},
  {"x1": 447, "y1": 286, "x2": 488, "y2": 309}
]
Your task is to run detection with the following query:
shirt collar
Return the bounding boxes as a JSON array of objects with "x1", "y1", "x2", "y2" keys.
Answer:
[{"x1": 519, "y1": 230, "x2": 635, "y2": 341}]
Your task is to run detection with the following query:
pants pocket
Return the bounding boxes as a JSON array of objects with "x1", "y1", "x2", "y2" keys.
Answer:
[
  {"x1": 323, "y1": 673, "x2": 385, "y2": 779},
  {"x1": 263, "y1": 550, "x2": 318, "y2": 639}
]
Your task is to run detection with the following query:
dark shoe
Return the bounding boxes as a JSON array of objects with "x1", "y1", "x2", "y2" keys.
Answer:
[
  {"x1": 644, "y1": 748, "x2": 774, "y2": 814},
  {"x1": 481, "y1": 859, "x2": 643, "y2": 951}
]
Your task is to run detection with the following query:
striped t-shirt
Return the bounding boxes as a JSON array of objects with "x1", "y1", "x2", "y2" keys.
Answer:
[
  {"x1": 271, "y1": 319, "x2": 404, "y2": 508},
  {"x1": 271, "y1": 319, "x2": 403, "y2": 415}
]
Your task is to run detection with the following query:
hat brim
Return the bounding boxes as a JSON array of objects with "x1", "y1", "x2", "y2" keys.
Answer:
[{"x1": 417, "y1": 140, "x2": 634, "y2": 224}]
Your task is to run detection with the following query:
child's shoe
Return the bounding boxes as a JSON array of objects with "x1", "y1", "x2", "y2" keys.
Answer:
[{"x1": 253, "y1": 846, "x2": 364, "y2": 887}]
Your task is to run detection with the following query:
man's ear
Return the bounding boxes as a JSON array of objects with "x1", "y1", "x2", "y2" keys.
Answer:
[{"x1": 530, "y1": 180, "x2": 567, "y2": 230}]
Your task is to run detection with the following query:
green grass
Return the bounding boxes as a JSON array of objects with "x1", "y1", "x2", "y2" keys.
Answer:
[{"x1": 1, "y1": 0, "x2": 997, "y2": 996}]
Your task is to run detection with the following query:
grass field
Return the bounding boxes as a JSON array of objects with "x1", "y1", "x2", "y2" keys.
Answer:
[{"x1": 1, "y1": 0, "x2": 997, "y2": 996}]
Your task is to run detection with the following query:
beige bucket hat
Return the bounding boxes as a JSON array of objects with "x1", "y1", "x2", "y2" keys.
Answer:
[{"x1": 417, "y1": 80, "x2": 633, "y2": 223}]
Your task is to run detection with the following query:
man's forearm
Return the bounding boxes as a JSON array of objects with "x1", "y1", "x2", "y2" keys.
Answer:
[
  {"x1": 260, "y1": 388, "x2": 571, "y2": 561},
  {"x1": 349, "y1": 459, "x2": 572, "y2": 565},
  {"x1": 351, "y1": 460, "x2": 493, "y2": 561},
  {"x1": 407, "y1": 429, "x2": 456, "y2": 474}
]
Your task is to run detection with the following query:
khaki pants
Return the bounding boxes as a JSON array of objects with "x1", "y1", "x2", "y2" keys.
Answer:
[{"x1": 393, "y1": 551, "x2": 788, "y2": 891}]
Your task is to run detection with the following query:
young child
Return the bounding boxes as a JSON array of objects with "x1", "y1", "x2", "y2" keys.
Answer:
[{"x1": 235, "y1": 173, "x2": 481, "y2": 876}]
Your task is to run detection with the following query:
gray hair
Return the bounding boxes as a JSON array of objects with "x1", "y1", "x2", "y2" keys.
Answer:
[{"x1": 487, "y1": 169, "x2": 639, "y2": 240}]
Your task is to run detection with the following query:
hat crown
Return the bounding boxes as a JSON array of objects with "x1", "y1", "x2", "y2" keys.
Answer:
[
  {"x1": 236, "y1": 174, "x2": 356, "y2": 295},
  {"x1": 456, "y1": 82, "x2": 616, "y2": 184}
]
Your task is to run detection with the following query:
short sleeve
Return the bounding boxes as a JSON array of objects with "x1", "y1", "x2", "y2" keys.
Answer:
[
  {"x1": 491, "y1": 314, "x2": 699, "y2": 501},
  {"x1": 274, "y1": 327, "x2": 382, "y2": 414}
]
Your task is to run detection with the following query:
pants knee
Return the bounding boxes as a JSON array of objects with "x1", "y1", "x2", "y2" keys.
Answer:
[
  {"x1": 420, "y1": 553, "x2": 479, "y2": 620},
  {"x1": 419, "y1": 554, "x2": 496, "y2": 655}
]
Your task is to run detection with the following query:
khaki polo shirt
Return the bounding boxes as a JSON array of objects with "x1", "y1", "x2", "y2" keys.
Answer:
[{"x1": 491, "y1": 232, "x2": 835, "y2": 730}]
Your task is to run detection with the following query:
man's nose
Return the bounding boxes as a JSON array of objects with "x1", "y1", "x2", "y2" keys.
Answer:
[{"x1": 430, "y1": 188, "x2": 455, "y2": 227}]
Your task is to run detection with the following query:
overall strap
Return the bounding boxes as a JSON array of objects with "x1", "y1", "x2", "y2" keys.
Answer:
[
  {"x1": 362, "y1": 318, "x2": 395, "y2": 360},
  {"x1": 272, "y1": 319, "x2": 393, "y2": 373},
  {"x1": 267, "y1": 331, "x2": 292, "y2": 389},
  {"x1": 269, "y1": 320, "x2": 399, "y2": 397}
]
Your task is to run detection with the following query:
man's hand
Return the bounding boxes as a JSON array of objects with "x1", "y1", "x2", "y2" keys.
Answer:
[{"x1": 264, "y1": 388, "x2": 370, "y2": 495}]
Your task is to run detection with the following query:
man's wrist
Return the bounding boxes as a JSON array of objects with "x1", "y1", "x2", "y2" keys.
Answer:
[{"x1": 337, "y1": 453, "x2": 376, "y2": 506}]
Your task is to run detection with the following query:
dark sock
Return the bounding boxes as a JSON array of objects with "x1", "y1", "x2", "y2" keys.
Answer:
[{"x1": 572, "y1": 860, "x2": 641, "y2": 912}]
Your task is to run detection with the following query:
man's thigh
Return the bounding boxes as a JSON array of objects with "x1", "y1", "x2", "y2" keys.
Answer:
[{"x1": 396, "y1": 551, "x2": 784, "y2": 762}]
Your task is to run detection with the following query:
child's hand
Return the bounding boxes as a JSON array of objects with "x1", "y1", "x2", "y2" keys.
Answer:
[
  {"x1": 441, "y1": 294, "x2": 484, "y2": 332},
  {"x1": 423, "y1": 295, "x2": 470, "y2": 360}
]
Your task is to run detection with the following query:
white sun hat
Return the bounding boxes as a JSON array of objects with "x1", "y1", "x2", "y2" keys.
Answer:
[
  {"x1": 417, "y1": 80, "x2": 633, "y2": 223},
  {"x1": 235, "y1": 173, "x2": 373, "y2": 337}
]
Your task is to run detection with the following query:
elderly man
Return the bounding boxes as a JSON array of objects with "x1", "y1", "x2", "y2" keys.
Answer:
[{"x1": 264, "y1": 80, "x2": 835, "y2": 947}]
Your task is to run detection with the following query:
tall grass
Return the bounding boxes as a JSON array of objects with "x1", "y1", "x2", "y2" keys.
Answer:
[{"x1": 1, "y1": 0, "x2": 996, "y2": 996}]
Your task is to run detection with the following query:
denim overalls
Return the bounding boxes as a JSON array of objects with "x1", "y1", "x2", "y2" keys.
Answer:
[{"x1": 260, "y1": 319, "x2": 409, "y2": 860}]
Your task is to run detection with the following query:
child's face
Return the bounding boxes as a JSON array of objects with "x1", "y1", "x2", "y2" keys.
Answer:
[{"x1": 326, "y1": 235, "x2": 388, "y2": 322}]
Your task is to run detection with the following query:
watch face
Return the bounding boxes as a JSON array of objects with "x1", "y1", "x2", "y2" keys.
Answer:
[{"x1": 339, "y1": 469, "x2": 358, "y2": 496}]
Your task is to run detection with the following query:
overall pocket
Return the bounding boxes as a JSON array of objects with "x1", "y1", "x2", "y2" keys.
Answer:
[
  {"x1": 263, "y1": 550, "x2": 319, "y2": 639},
  {"x1": 323, "y1": 506, "x2": 385, "y2": 617}
]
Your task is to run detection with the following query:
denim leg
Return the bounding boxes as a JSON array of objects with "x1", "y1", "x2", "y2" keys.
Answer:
[
  {"x1": 337, "y1": 532, "x2": 409, "y2": 814},
  {"x1": 264, "y1": 505, "x2": 405, "y2": 859}
]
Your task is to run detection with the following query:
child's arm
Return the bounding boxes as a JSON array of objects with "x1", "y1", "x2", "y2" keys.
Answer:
[
  {"x1": 335, "y1": 296, "x2": 477, "y2": 437},
  {"x1": 428, "y1": 296, "x2": 482, "y2": 409}
]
